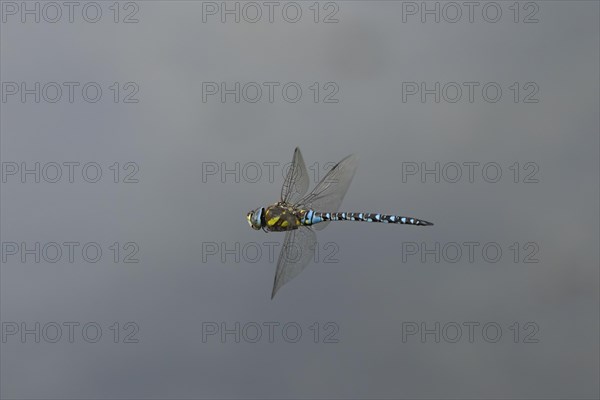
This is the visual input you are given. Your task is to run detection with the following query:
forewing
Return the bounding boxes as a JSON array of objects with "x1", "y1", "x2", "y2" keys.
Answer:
[
  {"x1": 297, "y1": 154, "x2": 358, "y2": 230},
  {"x1": 280, "y1": 147, "x2": 310, "y2": 205},
  {"x1": 271, "y1": 226, "x2": 317, "y2": 299}
]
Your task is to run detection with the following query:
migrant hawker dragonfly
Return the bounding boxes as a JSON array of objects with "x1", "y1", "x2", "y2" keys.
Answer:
[{"x1": 247, "y1": 148, "x2": 433, "y2": 298}]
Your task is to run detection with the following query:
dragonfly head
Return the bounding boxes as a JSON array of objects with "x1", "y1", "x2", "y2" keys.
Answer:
[{"x1": 246, "y1": 207, "x2": 264, "y2": 230}]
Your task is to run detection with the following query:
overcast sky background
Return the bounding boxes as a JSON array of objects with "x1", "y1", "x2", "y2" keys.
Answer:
[{"x1": 1, "y1": 1, "x2": 599, "y2": 399}]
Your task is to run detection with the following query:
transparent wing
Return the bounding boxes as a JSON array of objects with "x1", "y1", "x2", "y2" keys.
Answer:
[
  {"x1": 296, "y1": 154, "x2": 358, "y2": 230},
  {"x1": 280, "y1": 147, "x2": 310, "y2": 205},
  {"x1": 271, "y1": 226, "x2": 317, "y2": 299}
]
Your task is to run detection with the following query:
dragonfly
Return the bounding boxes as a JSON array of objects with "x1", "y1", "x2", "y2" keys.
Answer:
[{"x1": 247, "y1": 148, "x2": 433, "y2": 299}]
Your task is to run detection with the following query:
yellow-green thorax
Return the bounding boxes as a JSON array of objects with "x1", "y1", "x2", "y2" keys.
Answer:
[
  {"x1": 263, "y1": 203, "x2": 307, "y2": 232},
  {"x1": 247, "y1": 202, "x2": 313, "y2": 232}
]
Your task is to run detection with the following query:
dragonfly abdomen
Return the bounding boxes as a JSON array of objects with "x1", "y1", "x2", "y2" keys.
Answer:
[{"x1": 307, "y1": 211, "x2": 433, "y2": 226}]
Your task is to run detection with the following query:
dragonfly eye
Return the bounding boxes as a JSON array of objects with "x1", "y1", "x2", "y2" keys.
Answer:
[{"x1": 247, "y1": 209, "x2": 262, "y2": 230}]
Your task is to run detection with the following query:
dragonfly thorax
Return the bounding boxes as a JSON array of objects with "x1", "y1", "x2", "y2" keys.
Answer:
[
  {"x1": 262, "y1": 203, "x2": 304, "y2": 232},
  {"x1": 246, "y1": 203, "x2": 306, "y2": 232}
]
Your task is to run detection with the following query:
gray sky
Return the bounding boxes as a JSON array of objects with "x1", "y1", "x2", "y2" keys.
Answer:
[{"x1": 1, "y1": 1, "x2": 599, "y2": 398}]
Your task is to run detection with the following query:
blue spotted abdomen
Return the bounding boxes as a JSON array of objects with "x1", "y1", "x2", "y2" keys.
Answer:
[{"x1": 304, "y1": 211, "x2": 433, "y2": 226}]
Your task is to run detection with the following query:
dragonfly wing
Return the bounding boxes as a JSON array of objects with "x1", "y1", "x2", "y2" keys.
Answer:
[
  {"x1": 271, "y1": 226, "x2": 317, "y2": 299},
  {"x1": 280, "y1": 147, "x2": 310, "y2": 205},
  {"x1": 297, "y1": 154, "x2": 358, "y2": 230}
]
